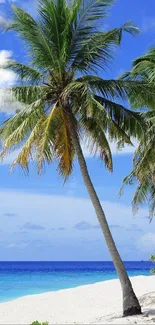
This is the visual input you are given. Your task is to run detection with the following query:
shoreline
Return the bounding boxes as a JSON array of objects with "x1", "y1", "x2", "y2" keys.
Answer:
[
  {"x1": 0, "y1": 273, "x2": 151, "y2": 304},
  {"x1": 0, "y1": 275, "x2": 154, "y2": 324}
]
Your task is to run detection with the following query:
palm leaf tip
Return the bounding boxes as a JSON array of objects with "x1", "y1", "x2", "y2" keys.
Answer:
[
  {"x1": 5, "y1": 60, "x2": 44, "y2": 84},
  {"x1": 121, "y1": 20, "x2": 140, "y2": 36}
]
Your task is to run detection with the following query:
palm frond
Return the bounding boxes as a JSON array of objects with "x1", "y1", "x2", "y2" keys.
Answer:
[
  {"x1": 11, "y1": 114, "x2": 46, "y2": 171},
  {"x1": 6, "y1": 86, "x2": 48, "y2": 105},
  {"x1": 133, "y1": 48, "x2": 155, "y2": 64},
  {"x1": 76, "y1": 88, "x2": 135, "y2": 169},
  {"x1": 5, "y1": 60, "x2": 44, "y2": 84},
  {"x1": 70, "y1": 0, "x2": 114, "y2": 39},
  {"x1": 68, "y1": 0, "x2": 115, "y2": 65},
  {"x1": 81, "y1": 115, "x2": 113, "y2": 171},
  {"x1": 132, "y1": 139, "x2": 154, "y2": 176},
  {"x1": 38, "y1": 0, "x2": 71, "y2": 72},
  {"x1": 36, "y1": 103, "x2": 57, "y2": 172},
  {"x1": 92, "y1": 98, "x2": 133, "y2": 146},
  {"x1": 149, "y1": 183, "x2": 155, "y2": 221},
  {"x1": 120, "y1": 47, "x2": 155, "y2": 219},
  {"x1": 120, "y1": 49, "x2": 155, "y2": 82},
  {"x1": 76, "y1": 0, "x2": 114, "y2": 23},
  {"x1": 9, "y1": 5, "x2": 58, "y2": 71},
  {"x1": 94, "y1": 95, "x2": 144, "y2": 140},
  {"x1": 67, "y1": 80, "x2": 144, "y2": 160},
  {"x1": 120, "y1": 50, "x2": 155, "y2": 108},
  {"x1": 120, "y1": 132, "x2": 155, "y2": 219},
  {"x1": 132, "y1": 181, "x2": 150, "y2": 214},
  {"x1": 75, "y1": 75, "x2": 155, "y2": 104},
  {"x1": 71, "y1": 22, "x2": 139, "y2": 72},
  {"x1": 55, "y1": 107, "x2": 75, "y2": 178},
  {"x1": 121, "y1": 170, "x2": 155, "y2": 220},
  {"x1": 0, "y1": 102, "x2": 44, "y2": 160}
]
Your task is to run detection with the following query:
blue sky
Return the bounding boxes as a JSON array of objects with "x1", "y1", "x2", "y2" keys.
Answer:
[{"x1": 0, "y1": 0, "x2": 155, "y2": 261}]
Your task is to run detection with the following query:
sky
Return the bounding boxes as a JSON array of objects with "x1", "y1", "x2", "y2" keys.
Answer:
[{"x1": 0, "y1": 0, "x2": 155, "y2": 261}]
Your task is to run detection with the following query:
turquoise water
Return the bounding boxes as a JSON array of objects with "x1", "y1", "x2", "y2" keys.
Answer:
[{"x1": 0, "y1": 261, "x2": 153, "y2": 302}]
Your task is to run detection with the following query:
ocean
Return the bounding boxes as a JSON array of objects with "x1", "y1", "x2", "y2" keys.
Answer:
[{"x1": 0, "y1": 261, "x2": 153, "y2": 302}]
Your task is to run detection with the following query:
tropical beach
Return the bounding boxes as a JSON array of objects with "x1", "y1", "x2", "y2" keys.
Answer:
[
  {"x1": 0, "y1": 0, "x2": 155, "y2": 323},
  {"x1": 0, "y1": 262, "x2": 154, "y2": 324},
  {"x1": 0, "y1": 276, "x2": 154, "y2": 324}
]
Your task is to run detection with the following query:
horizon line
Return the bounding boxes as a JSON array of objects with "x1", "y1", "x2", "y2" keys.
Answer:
[{"x1": 0, "y1": 260, "x2": 149, "y2": 262}]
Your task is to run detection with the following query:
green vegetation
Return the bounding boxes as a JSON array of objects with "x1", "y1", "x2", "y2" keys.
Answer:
[
  {"x1": 1, "y1": 0, "x2": 154, "y2": 316},
  {"x1": 150, "y1": 254, "x2": 155, "y2": 274},
  {"x1": 120, "y1": 48, "x2": 155, "y2": 221}
]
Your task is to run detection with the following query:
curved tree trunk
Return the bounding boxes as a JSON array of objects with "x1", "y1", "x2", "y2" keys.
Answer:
[{"x1": 69, "y1": 116, "x2": 141, "y2": 317}]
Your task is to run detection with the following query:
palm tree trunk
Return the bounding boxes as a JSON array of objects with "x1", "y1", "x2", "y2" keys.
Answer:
[{"x1": 69, "y1": 116, "x2": 141, "y2": 317}]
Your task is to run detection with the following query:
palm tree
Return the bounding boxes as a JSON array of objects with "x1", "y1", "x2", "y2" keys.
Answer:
[
  {"x1": 150, "y1": 254, "x2": 155, "y2": 274},
  {"x1": 1, "y1": 0, "x2": 154, "y2": 316},
  {"x1": 120, "y1": 48, "x2": 155, "y2": 220}
]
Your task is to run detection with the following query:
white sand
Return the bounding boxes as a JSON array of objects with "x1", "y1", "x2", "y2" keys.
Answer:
[{"x1": 0, "y1": 275, "x2": 155, "y2": 324}]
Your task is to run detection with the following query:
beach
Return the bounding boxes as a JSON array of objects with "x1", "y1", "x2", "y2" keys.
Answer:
[{"x1": 0, "y1": 275, "x2": 154, "y2": 324}]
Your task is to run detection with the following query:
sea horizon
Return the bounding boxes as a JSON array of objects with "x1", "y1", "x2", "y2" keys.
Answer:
[
  {"x1": 0, "y1": 261, "x2": 153, "y2": 303},
  {"x1": 0, "y1": 260, "x2": 150, "y2": 262}
]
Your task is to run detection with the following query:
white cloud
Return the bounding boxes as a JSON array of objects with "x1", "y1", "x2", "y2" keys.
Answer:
[
  {"x1": 0, "y1": 188, "x2": 150, "y2": 260},
  {"x1": 0, "y1": 50, "x2": 13, "y2": 66},
  {"x1": 0, "y1": 50, "x2": 25, "y2": 114},
  {"x1": 137, "y1": 232, "x2": 155, "y2": 251},
  {"x1": 0, "y1": 89, "x2": 25, "y2": 114},
  {"x1": 0, "y1": 50, "x2": 17, "y2": 88},
  {"x1": 0, "y1": 71, "x2": 17, "y2": 87},
  {"x1": 82, "y1": 137, "x2": 138, "y2": 157},
  {"x1": 0, "y1": 149, "x2": 21, "y2": 164},
  {"x1": 110, "y1": 141, "x2": 138, "y2": 155},
  {"x1": 0, "y1": 15, "x2": 9, "y2": 28}
]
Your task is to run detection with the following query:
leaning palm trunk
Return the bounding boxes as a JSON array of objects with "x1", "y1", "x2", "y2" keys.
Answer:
[{"x1": 69, "y1": 116, "x2": 141, "y2": 316}]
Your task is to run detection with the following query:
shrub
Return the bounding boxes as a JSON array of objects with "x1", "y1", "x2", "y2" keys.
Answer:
[{"x1": 150, "y1": 254, "x2": 155, "y2": 274}]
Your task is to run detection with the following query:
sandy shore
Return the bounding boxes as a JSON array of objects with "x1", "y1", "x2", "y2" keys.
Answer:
[{"x1": 0, "y1": 275, "x2": 155, "y2": 324}]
